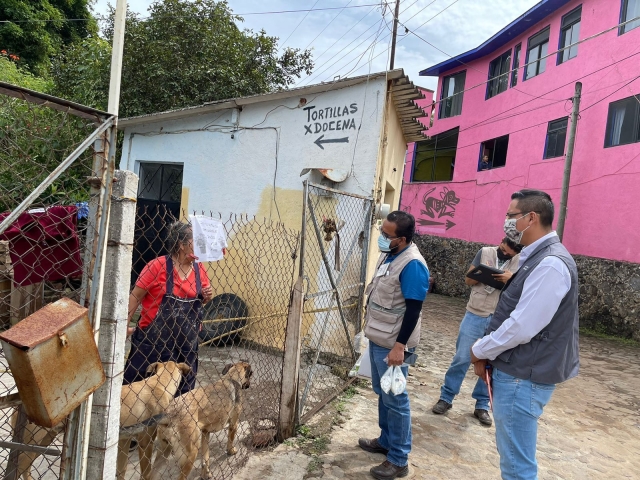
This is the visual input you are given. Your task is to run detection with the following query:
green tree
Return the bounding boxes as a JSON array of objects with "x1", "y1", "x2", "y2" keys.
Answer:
[
  {"x1": 53, "y1": 0, "x2": 314, "y2": 118},
  {"x1": 0, "y1": 0, "x2": 97, "y2": 75}
]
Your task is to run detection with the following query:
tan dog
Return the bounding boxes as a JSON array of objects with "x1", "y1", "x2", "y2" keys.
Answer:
[
  {"x1": 7, "y1": 412, "x2": 65, "y2": 480},
  {"x1": 151, "y1": 362, "x2": 252, "y2": 480},
  {"x1": 117, "y1": 361, "x2": 191, "y2": 480}
]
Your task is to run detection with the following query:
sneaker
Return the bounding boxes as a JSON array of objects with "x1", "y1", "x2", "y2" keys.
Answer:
[
  {"x1": 358, "y1": 437, "x2": 388, "y2": 455},
  {"x1": 370, "y1": 460, "x2": 409, "y2": 480},
  {"x1": 474, "y1": 409, "x2": 492, "y2": 426},
  {"x1": 432, "y1": 399, "x2": 452, "y2": 415}
]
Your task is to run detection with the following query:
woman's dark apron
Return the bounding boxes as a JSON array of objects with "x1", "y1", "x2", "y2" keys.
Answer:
[{"x1": 123, "y1": 256, "x2": 203, "y2": 395}]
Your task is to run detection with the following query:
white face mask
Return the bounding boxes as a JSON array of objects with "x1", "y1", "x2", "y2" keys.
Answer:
[{"x1": 503, "y1": 213, "x2": 530, "y2": 244}]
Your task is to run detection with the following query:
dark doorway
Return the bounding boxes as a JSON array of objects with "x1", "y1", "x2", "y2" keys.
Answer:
[{"x1": 132, "y1": 163, "x2": 184, "y2": 286}]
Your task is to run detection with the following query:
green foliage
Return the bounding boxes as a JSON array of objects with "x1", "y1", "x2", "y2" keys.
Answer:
[
  {"x1": 0, "y1": 54, "x2": 52, "y2": 92},
  {"x1": 53, "y1": 0, "x2": 314, "y2": 117},
  {"x1": 0, "y1": 0, "x2": 97, "y2": 75},
  {"x1": 51, "y1": 36, "x2": 110, "y2": 110}
]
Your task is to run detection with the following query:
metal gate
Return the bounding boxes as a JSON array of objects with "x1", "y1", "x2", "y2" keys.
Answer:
[
  {"x1": 298, "y1": 181, "x2": 373, "y2": 420},
  {"x1": 0, "y1": 82, "x2": 114, "y2": 479}
]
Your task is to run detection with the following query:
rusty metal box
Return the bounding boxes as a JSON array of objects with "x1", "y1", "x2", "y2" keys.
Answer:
[{"x1": 0, "y1": 298, "x2": 105, "y2": 427}]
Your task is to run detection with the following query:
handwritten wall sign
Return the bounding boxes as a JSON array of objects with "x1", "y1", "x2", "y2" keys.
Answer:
[{"x1": 303, "y1": 103, "x2": 358, "y2": 148}]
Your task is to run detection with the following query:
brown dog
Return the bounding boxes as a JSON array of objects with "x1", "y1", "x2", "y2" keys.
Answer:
[
  {"x1": 151, "y1": 362, "x2": 252, "y2": 480},
  {"x1": 117, "y1": 361, "x2": 191, "y2": 480}
]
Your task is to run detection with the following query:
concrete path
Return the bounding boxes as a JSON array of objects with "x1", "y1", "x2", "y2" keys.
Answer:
[{"x1": 237, "y1": 294, "x2": 640, "y2": 479}]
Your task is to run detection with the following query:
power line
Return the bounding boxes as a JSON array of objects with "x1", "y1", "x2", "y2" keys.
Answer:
[
  {"x1": 415, "y1": 14, "x2": 640, "y2": 110},
  {"x1": 279, "y1": 0, "x2": 321, "y2": 50},
  {"x1": 302, "y1": 0, "x2": 353, "y2": 51},
  {"x1": 305, "y1": 0, "x2": 440, "y2": 84},
  {"x1": 0, "y1": 4, "x2": 383, "y2": 23},
  {"x1": 343, "y1": 0, "x2": 460, "y2": 78}
]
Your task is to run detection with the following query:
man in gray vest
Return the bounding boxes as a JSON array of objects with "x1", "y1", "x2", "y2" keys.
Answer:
[
  {"x1": 358, "y1": 211, "x2": 430, "y2": 480},
  {"x1": 432, "y1": 237, "x2": 522, "y2": 426},
  {"x1": 471, "y1": 189, "x2": 579, "y2": 480}
]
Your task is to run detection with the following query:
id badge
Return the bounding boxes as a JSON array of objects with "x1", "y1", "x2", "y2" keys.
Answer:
[
  {"x1": 376, "y1": 263, "x2": 390, "y2": 277},
  {"x1": 484, "y1": 285, "x2": 496, "y2": 294}
]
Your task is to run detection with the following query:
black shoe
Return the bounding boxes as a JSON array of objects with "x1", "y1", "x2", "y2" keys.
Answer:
[
  {"x1": 370, "y1": 460, "x2": 409, "y2": 480},
  {"x1": 128, "y1": 438, "x2": 138, "y2": 452},
  {"x1": 474, "y1": 409, "x2": 493, "y2": 426},
  {"x1": 432, "y1": 399, "x2": 452, "y2": 415},
  {"x1": 358, "y1": 438, "x2": 389, "y2": 455}
]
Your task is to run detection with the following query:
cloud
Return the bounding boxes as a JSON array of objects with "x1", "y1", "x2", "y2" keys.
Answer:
[{"x1": 93, "y1": 0, "x2": 541, "y2": 90}]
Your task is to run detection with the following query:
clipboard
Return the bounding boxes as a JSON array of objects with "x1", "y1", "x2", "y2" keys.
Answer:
[{"x1": 466, "y1": 264, "x2": 506, "y2": 290}]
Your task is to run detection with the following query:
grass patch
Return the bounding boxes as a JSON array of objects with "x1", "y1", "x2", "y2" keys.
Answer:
[{"x1": 580, "y1": 327, "x2": 639, "y2": 347}]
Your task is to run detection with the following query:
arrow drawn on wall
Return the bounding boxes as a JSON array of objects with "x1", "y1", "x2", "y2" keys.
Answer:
[
  {"x1": 314, "y1": 135, "x2": 349, "y2": 149},
  {"x1": 417, "y1": 219, "x2": 456, "y2": 230}
]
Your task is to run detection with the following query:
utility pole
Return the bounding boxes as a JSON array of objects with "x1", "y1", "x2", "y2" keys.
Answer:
[
  {"x1": 556, "y1": 82, "x2": 582, "y2": 241},
  {"x1": 389, "y1": 0, "x2": 400, "y2": 70}
]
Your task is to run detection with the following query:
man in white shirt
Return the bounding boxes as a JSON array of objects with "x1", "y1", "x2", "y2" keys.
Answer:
[{"x1": 471, "y1": 189, "x2": 579, "y2": 480}]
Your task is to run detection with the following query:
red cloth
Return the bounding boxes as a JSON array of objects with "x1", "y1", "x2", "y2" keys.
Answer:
[
  {"x1": 0, "y1": 206, "x2": 83, "y2": 286},
  {"x1": 135, "y1": 256, "x2": 210, "y2": 328}
]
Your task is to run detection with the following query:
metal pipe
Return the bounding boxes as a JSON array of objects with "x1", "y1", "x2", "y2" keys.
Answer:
[
  {"x1": 307, "y1": 181, "x2": 371, "y2": 200},
  {"x1": 0, "y1": 118, "x2": 113, "y2": 237},
  {"x1": 357, "y1": 201, "x2": 374, "y2": 333}
]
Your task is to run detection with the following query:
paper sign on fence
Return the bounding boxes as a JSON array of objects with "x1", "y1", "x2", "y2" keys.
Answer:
[{"x1": 189, "y1": 215, "x2": 227, "y2": 262}]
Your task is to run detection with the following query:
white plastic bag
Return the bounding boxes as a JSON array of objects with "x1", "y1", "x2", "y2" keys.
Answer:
[
  {"x1": 390, "y1": 366, "x2": 407, "y2": 395},
  {"x1": 349, "y1": 344, "x2": 372, "y2": 379},
  {"x1": 380, "y1": 366, "x2": 394, "y2": 394}
]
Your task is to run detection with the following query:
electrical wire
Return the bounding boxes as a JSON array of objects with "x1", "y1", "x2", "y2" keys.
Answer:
[
  {"x1": 0, "y1": 4, "x2": 383, "y2": 23},
  {"x1": 279, "y1": 0, "x2": 321, "y2": 50},
  {"x1": 304, "y1": 0, "x2": 440, "y2": 85},
  {"x1": 302, "y1": 0, "x2": 353, "y2": 51}
]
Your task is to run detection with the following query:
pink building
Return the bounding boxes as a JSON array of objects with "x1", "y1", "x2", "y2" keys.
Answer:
[{"x1": 401, "y1": 0, "x2": 640, "y2": 264}]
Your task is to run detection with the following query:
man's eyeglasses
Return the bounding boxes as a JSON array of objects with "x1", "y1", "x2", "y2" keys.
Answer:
[
  {"x1": 379, "y1": 226, "x2": 399, "y2": 240},
  {"x1": 505, "y1": 211, "x2": 541, "y2": 219}
]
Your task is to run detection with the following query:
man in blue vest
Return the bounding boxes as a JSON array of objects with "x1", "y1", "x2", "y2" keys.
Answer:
[{"x1": 470, "y1": 189, "x2": 579, "y2": 480}]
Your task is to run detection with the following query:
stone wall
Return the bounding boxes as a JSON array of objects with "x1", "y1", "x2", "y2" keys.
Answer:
[{"x1": 414, "y1": 234, "x2": 640, "y2": 341}]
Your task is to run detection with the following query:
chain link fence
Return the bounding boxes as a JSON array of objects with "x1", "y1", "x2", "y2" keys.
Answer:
[
  {"x1": 0, "y1": 84, "x2": 112, "y2": 479},
  {"x1": 118, "y1": 206, "x2": 298, "y2": 479},
  {"x1": 298, "y1": 182, "x2": 373, "y2": 421}
]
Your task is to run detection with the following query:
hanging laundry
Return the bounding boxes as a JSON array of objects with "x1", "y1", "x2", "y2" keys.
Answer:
[{"x1": 0, "y1": 206, "x2": 83, "y2": 286}]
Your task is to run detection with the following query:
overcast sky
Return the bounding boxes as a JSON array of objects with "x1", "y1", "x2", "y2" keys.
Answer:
[{"x1": 92, "y1": 0, "x2": 541, "y2": 91}]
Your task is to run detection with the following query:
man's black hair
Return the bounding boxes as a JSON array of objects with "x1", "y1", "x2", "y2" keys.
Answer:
[
  {"x1": 511, "y1": 189, "x2": 554, "y2": 227},
  {"x1": 502, "y1": 236, "x2": 524, "y2": 253},
  {"x1": 387, "y1": 211, "x2": 416, "y2": 242}
]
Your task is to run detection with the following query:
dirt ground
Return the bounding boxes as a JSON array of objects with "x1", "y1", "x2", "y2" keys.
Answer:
[{"x1": 235, "y1": 294, "x2": 640, "y2": 480}]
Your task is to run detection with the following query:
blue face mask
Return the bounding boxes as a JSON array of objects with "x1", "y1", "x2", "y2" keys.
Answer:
[{"x1": 378, "y1": 235, "x2": 392, "y2": 252}]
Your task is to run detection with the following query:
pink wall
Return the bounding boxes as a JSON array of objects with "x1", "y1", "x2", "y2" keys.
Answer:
[{"x1": 401, "y1": 0, "x2": 640, "y2": 264}]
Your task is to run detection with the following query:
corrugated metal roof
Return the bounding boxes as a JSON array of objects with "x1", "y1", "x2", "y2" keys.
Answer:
[
  {"x1": 119, "y1": 69, "x2": 428, "y2": 142},
  {"x1": 420, "y1": 0, "x2": 572, "y2": 77}
]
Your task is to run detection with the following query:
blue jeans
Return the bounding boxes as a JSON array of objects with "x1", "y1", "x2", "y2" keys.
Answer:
[
  {"x1": 440, "y1": 311, "x2": 491, "y2": 411},
  {"x1": 369, "y1": 341, "x2": 414, "y2": 468},
  {"x1": 492, "y1": 368, "x2": 556, "y2": 480}
]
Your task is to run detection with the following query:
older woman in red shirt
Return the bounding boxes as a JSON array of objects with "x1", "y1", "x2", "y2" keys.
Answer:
[{"x1": 123, "y1": 221, "x2": 213, "y2": 395}]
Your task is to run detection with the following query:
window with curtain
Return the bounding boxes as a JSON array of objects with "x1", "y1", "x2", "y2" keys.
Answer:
[
  {"x1": 525, "y1": 27, "x2": 550, "y2": 80},
  {"x1": 412, "y1": 128, "x2": 459, "y2": 182},
  {"x1": 511, "y1": 44, "x2": 521, "y2": 87},
  {"x1": 558, "y1": 6, "x2": 581, "y2": 64},
  {"x1": 544, "y1": 117, "x2": 569, "y2": 158},
  {"x1": 621, "y1": 0, "x2": 640, "y2": 34},
  {"x1": 605, "y1": 95, "x2": 640, "y2": 147},
  {"x1": 487, "y1": 50, "x2": 512, "y2": 99},
  {"x1": 439, "y1": 71, "x2": 466, "y2": 119}
]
